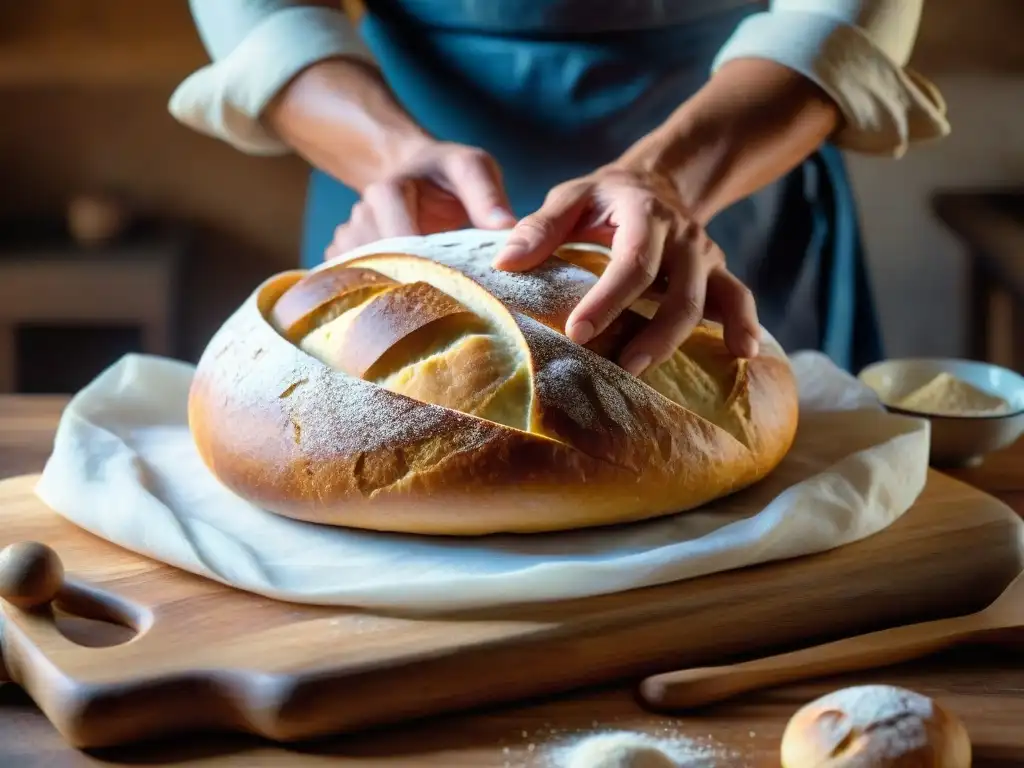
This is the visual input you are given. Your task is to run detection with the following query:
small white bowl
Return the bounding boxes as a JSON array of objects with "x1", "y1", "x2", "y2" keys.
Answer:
[{"x1": 858, "y1": 358, "x2": 1024, "y2": 468}]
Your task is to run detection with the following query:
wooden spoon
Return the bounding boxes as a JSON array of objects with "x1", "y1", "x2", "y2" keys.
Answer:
[{"x1": 639, "y1": 568, "x2": 1024, "y2": 711}]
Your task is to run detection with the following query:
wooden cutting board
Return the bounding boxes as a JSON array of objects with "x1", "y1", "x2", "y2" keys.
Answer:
[{"x1": 0, "y1": 471, "x2": 1020, "y2": 750}]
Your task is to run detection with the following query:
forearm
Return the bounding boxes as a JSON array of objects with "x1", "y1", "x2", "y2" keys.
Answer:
[
  {"x1": 619, "y1": 0, "x2": 951, "y2": 221},
  {"x1": 263, "y1": 58, "x2": 433, "y2": 191},
  {"x1": 617, "y1": 58, "x2": 838, "y2": 223},
  {"x1": 171, "y1": 0, "x2": 386, "y2": 157}
]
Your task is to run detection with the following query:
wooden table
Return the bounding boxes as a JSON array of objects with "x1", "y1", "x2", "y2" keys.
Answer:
[{"x1": 1, "y1": 396, "x2": 1022, "y2": 767}]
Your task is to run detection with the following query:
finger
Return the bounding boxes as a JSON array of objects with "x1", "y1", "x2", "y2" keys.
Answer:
[
  {"x1": 706, "y1": 266, "x2": 761, "y2": 358},
  {"x1": 325, "y1": 226, "x2": 356, "y2": 261},
  {"x1": 363, "y1": 180, "x2": 418, "y2": 237},
  {"x1": 565, "y1": 198, "x2": 670, "y2": 347},
  {"x1": 416, "y1": 184, "x2": 474, "y2": 233},
  {"x1": 445, "y1": 150, "x2": 516, "y2": 229},
  {"x1": 492, "y1": 183, "x2": 589, "y2": 271},
  {"x1": 617, "y1": 227, "x2": 708, "y2": 376},
  {"x1": 325, "y1": 202, "x2": 381, "y2": 259}
]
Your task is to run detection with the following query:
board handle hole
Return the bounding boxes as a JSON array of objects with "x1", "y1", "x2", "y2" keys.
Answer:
[
  {"x1": 53, "y1": 606, "x2": 137, "y2": 648},
  {"x1": 51, "y1": 584, "x2": 145, "y2": 648}
]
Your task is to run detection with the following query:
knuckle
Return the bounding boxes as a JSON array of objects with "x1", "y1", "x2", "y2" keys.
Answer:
[
  {"x1": 364, "y1": 179, "x2": 402, "y2": 204},
  {"x1": 678, "y1": 221, "x2": 723, "y2": 264},
  {"x1": 448, "y1": 147, "x2": 489, "y2": 174},
  {"x1": 680, "y1": 293, "x2": 703, "y2": 317},
  {"x1": 361, "y1": 182, "x2": 385, "y2": 205},
  {"x1": 350, "y1": 204, "x2": 369, "y2": 226},
  {"x1": 618, "y1": 245, "x2": 659, "y2": 284},
  {"x1": 676, "y1": 217, "x2": 702, "y2": 242},
  {"x1": 544, "y1": 180, "x2": 583, "y2": 206},
  {"x1": 596, "y1": 166, "x2": 641, "y2": 190},
  {"x1": 597, "y1": 307, "x2": 629, "y2": 336},
  {"x1": 665, "y1": 282, "x2": 704, "y2": 322},
  {"x1": 648, "y1": 337, "x2": 676, "y2": 361},
  {"x1": 662, "y1": 282, "x2": 703, "y2": 322},
  {"x1": 514, "y1": 215, "x2": 556, "y2": 244},
  {"x1": 636, "y1": 193, "x2": 661, "y2": 219},
  {"x1": 329, "y1": 230, "x2": 353, "y2": 254},
  {"x1": 675, "y1": 219, "x2": 708, "y2": 249}
]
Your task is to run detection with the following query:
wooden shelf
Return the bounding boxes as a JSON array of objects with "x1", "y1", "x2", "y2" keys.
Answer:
[{"x1": 0, "y1": 0, "x2": 207, "y2": 87}]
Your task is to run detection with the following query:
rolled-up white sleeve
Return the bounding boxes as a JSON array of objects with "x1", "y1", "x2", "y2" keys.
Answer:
[
  {"x1": 712, "y1": 0, "x2": 950, "y2": 156},
  {"x1": 169, "y1": 1, "x2": 375, "y2": 156}
]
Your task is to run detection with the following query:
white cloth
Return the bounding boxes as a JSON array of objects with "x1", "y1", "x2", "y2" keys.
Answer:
[
  {"x1": 170, "y1": 5, "x2": 375, "y2": 156},
  {"x1": 712, "y1": 0, "x2": 949, "y2": 156},
  {"x1": 170, "y1": 0, "x2": 948, "y2": 158},
  {"x1": 36, "y1": 351, "x2": 929, "y2": 612}
]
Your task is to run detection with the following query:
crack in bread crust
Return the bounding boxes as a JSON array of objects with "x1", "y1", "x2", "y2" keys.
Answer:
[{"x1": 188, "y1": 230, "x2": 799, "y2": 535}]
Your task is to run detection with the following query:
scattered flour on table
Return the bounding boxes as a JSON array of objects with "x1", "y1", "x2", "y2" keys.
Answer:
[
  {"x1": 558, "y1": 732, "x2": 701, "y2": 767},
  {"x1": 497, "y1": 721, "x2": 733, "y2": 768}
]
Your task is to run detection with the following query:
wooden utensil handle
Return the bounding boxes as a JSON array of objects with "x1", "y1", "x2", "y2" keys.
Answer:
[{"x1": 640, "y1": 614, "x2": 978, "y2": 710}]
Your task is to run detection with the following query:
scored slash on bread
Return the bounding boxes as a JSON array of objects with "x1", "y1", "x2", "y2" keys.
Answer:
[
  {"x1": 270, "y1": 266, "x2": 397, "y2": 343},
  {"x1": 301, "y1": 281, "x2": 482, "y2": 380},
  {"x1": 189, "y1": 230, "x2": 799, "y2": 535}
]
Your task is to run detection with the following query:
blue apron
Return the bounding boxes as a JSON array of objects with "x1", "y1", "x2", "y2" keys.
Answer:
[{"x1": 301, "y1": 0, "x2": 884, "y2": 372}]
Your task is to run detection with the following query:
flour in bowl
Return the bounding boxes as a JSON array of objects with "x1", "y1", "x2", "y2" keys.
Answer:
[{"x1": 893, "y1": 372, "x2": 1012, "y2": 416}]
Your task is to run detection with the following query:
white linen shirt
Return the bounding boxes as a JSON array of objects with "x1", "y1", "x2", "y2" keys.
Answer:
[{"x1": 169, "y1": 0, "x2": 950, "y2": 158}]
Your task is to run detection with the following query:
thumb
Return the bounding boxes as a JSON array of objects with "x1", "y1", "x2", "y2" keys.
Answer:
[
  {"x1": 445, "y1": 149, "x2": 516, "y2": 230},
  {"x1": 492, "y1": 184, "x2": 588, "y2": 272}
]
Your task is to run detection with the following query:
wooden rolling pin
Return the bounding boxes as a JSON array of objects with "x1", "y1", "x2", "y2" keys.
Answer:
[{"x1": 640, "y1": 568, "x2": 1024, "y2": 710}]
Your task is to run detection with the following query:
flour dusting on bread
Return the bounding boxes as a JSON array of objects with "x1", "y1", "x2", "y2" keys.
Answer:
[{"x1": 188, "y1": 229, "x2": 800, "y2": 535}]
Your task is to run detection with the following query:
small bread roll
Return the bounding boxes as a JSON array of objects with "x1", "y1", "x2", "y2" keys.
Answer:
[{"x1": 781, "y1": 685, "x2": 971, "y2": 768}]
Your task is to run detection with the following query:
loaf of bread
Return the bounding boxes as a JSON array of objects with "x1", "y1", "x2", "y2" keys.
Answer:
[
  {"x1": 188, "y1": 230, "x2": 799, "y2": 535},
  {"x1": 781, "y1": 685, "x2": 972, "y2": 768}
]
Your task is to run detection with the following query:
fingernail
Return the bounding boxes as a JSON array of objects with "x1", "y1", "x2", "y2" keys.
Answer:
[
  {"x1": 743, "y1": 327, "x2": 761, "y2": 358},
  {"x1": 623, "y1": 353, "x2": 652, "y2": 377},
  {"x1": 492, "y1": 245, "x2": 525, "y2": 269},
  {"x1": 568, "y1": 320, "x2": 595, "y2": 345},
  {"x1": 487, "y1": 208, "x2": 515, "y2": 227}
]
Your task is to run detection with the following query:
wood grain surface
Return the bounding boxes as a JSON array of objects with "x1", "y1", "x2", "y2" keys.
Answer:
[
  {"x1": 1, "y1": 468, "x2": 1020, "y2": 751},
  {"x1": 1, "y1": 396, "x2": 1024, "y2": 766},
  {"x1": 640, "y1": 568, "x2": 1024, "y2": 710}
]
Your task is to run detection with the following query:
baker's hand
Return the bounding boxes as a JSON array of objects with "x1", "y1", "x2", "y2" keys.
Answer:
[
  {"x1": 326, "y1": 141, "x2": 516, "y2": 259},
  {"x1": 491, "y1": 167, "x2": 760, "y2": 376}
]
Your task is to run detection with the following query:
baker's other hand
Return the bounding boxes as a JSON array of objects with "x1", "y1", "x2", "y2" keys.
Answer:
[
  {"x1": 326, "y1": 141, "x2": 516, "y2": 259},
  {"x1": 491, "y1": 167, "x2": 760, "y2": 375}
]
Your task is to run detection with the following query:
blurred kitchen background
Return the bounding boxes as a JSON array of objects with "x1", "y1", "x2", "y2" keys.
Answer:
[{"x1": 0, "y1": 0, "x2": 1021, "y2": 394}]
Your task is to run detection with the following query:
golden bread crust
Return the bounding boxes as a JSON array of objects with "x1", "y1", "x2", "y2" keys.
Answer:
[{"x1": 189, "y1": 230, "x2": 799, "y2": 535}]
